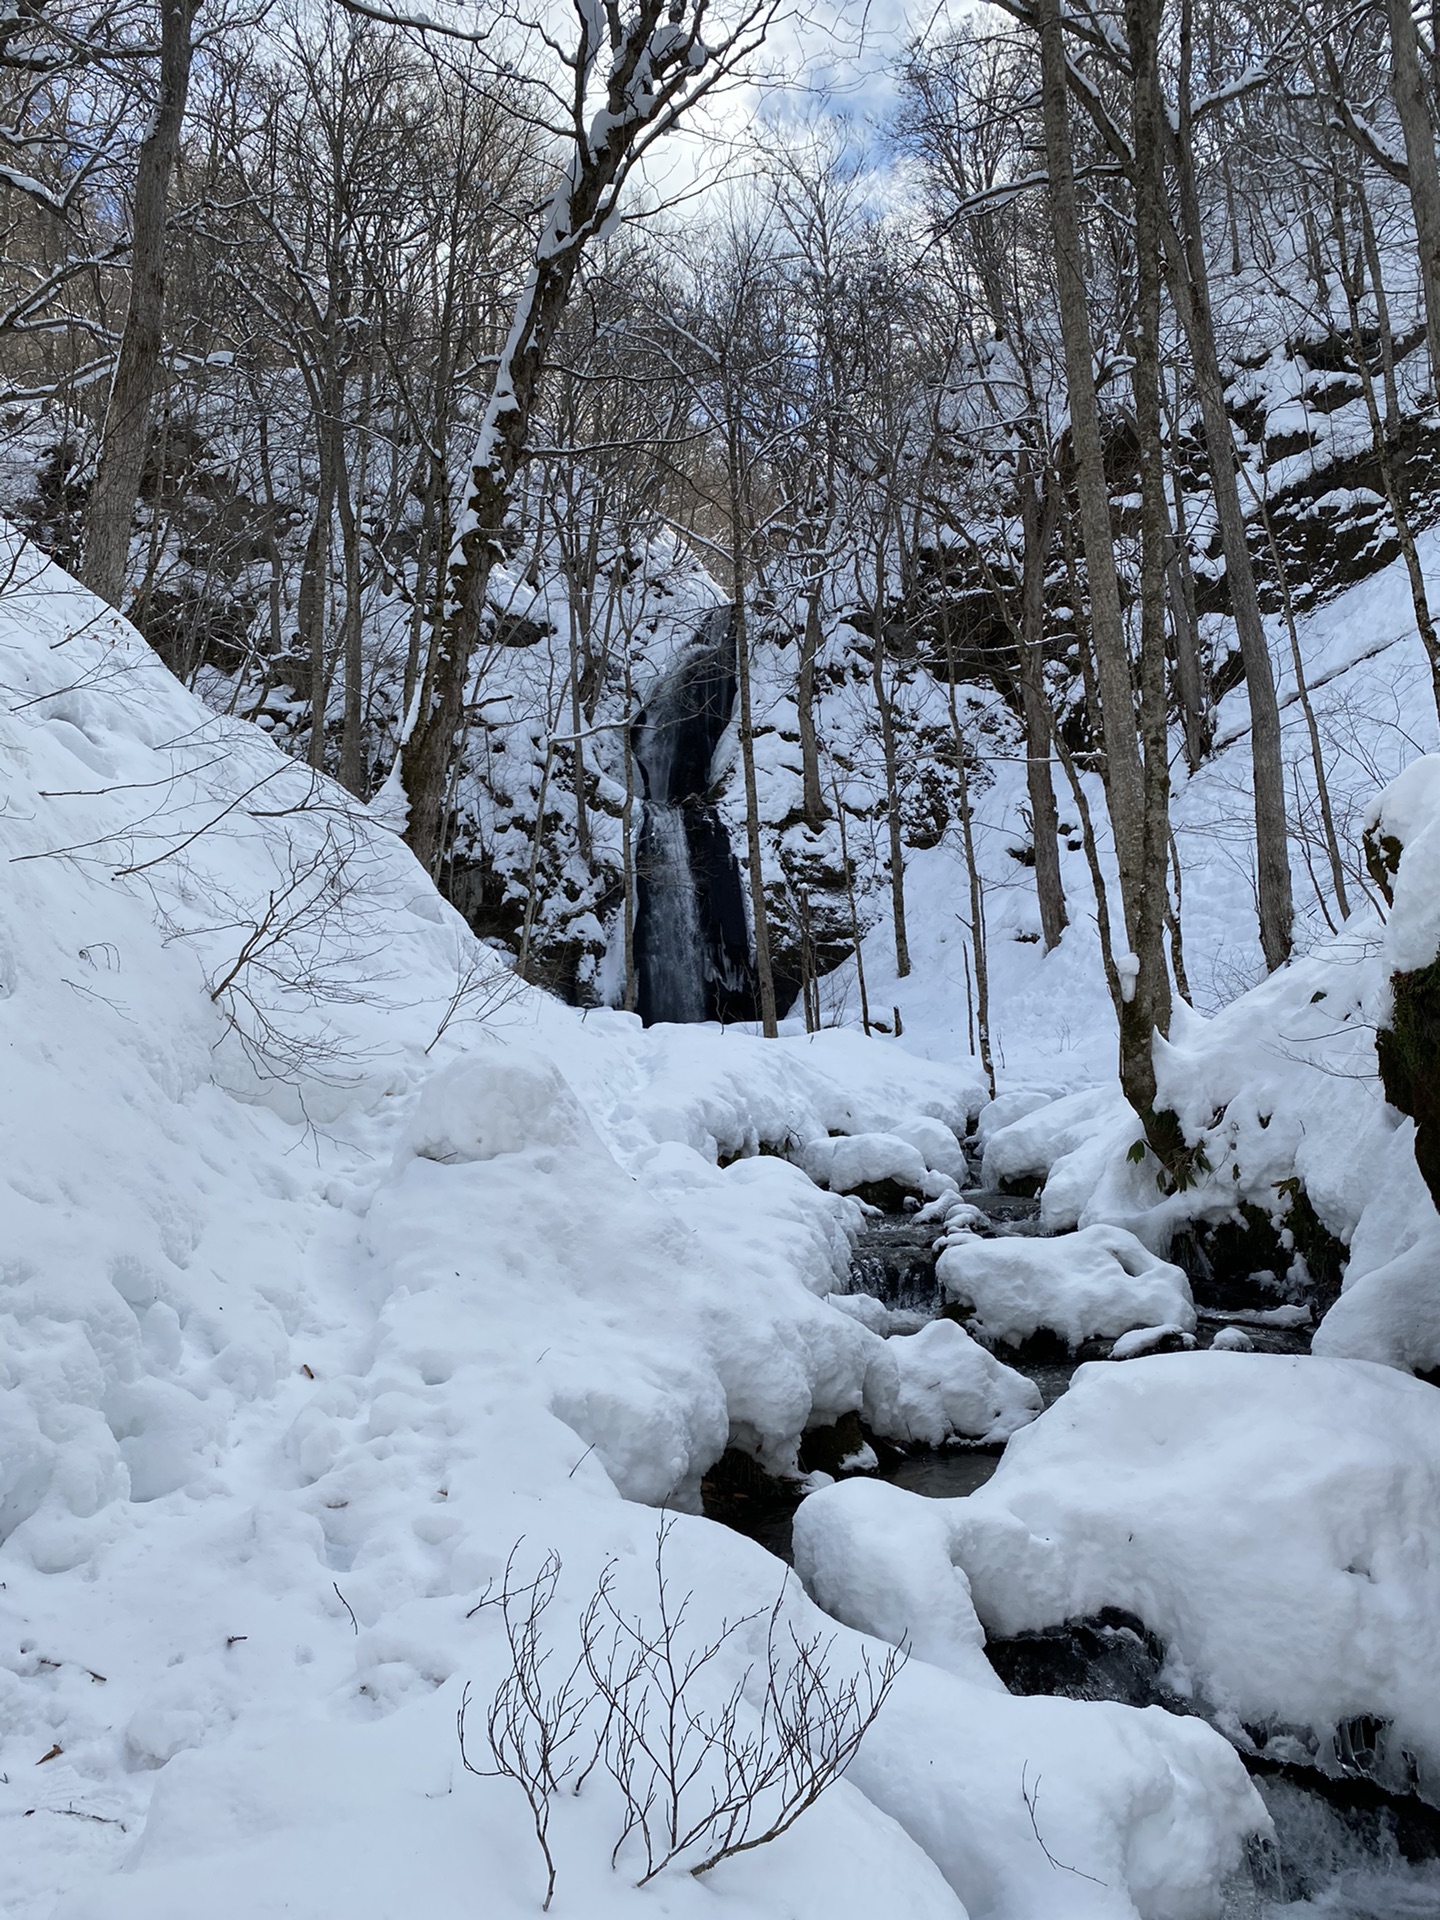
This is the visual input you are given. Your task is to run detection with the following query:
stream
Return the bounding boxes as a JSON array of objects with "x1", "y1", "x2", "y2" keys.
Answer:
[{"x1": 704, "y1": 1173, "x2": 1440, "y2": 1918}]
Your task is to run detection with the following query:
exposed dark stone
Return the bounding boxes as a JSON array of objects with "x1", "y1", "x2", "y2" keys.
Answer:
[
  {"x1": 987, "y1": 1608, "x2": 1187, "y2": 1711},
  {"x1": 799, "y1": 1410, "x2": 872, "y2": 1478},
  {"x1": 1168, "y1": 1190, "x2": 1344, "y2": 1319},
  {"x1": 699, "y1": 1448, "x2": 801, "y2": 1563},
  {"x1": 846, "y1": 1177, "x2": 925, "y2": 1212},
  {"x1": 989, "y1": 1605, "x2": 1440, "y2": 1874},
  {"x1": 999, "y1": 1172, "x2": 1043, "y2": 1199},
  {"x1": 1376, "y1": 958, "x2": 1440, "y2": 1211}
]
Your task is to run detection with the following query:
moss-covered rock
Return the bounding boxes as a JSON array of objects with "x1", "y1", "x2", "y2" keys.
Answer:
[{"x1": 1377, "y1": 957, "x2": 1440, "y2": 1209}]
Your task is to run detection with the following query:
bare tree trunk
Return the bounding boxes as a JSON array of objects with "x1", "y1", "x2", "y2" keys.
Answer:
[
  {"x1": 949, "y1": 687, "x2": 995, "y2": 1096},
  {"x1": 82, "y1": 0, "x2": 196, "y2": 608},
  {"x1": 1166, "y1": 0, "x2": 1293, "y2": 972},
  {"x1": 1036, "y1": 0, "x2": 1144, "y2": 865},
  {"x1": 1163, "y1": 378, "x2": 1212, "y2": 770},
  {"x1": 1358, "y1": 186, "x2": 1402, "y2": 435},
  {"x1": 564, "y1": 584, "x2": 592, "y2": 862},
  {"x1": 1247, "y1": 468, "x2": 1350, "y2": 920},
  {"x1": 1124, "y1": 0, "x2": 1175, "y2": 1127},
  {"x1": 621, "y1": 654, "x2": 639, "y2": 1013},
  {"x1": 731, "y1": 546, "x2": 778, "y2": 1036},
  {"x1": 832, "y1": 770, "x2": 871, "y2": 1035},
  {"x1": 797, "y1": 579, "x2": 826, "y2": 828},
  {"x1": 869, "y1": 544, "x2": 911, "y2": 978},
  {"x1": 337, "y1": 365, "x2": 371, "y2": 798},
  {"x1": 1017, "y1": 466, "x2": 1067, "y2": 950},
  {"x1": 1038, "y1": 0, "x2": 1170, "y2": 1130},
  {"x1": 1385, "y1": 0, "x2": 1440, "y2": 397}
]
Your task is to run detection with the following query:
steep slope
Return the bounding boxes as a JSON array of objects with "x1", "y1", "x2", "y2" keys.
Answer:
[{"x1": 0, "y1": 530, "x2": 1265, "y2": 1919}]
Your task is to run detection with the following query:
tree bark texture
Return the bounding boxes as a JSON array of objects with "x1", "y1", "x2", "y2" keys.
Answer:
[{"x1": 82, "y1": 0, "x2": 196, "y2": 610}]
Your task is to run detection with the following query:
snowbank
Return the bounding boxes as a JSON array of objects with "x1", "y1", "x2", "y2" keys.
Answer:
[
  {"x1": 0, "y1": 529, "x2": 1266, "y2": 1920},
  {"x1": 796, "y1": 1129, "x2": 958, "y2": 1199},
  {"x1": 937, "y1": 1226, "x2": 1195, "y2": 1351},
  {"x1": 793, "y1": 1480, "x2": 1266, "y2": 1918},
  {"x1": 949, "y1": 1352, "x2": 1440, "y2": 1796},
  {"x1": 864, "y1": 1319, "x2": 1042, "y2": 1444}
]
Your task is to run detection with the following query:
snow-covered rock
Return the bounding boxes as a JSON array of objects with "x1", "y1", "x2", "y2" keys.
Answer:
[
  {"x1": 937, "y1": 1225, "x2": 1195, "y2": 1351},
  {"x1": 793, "y1": 1479, "x2": 1266, "y2": 1917},
  {"x1": 794, "y1": 1477, "x2": 998, "y2": 1683},
  {"x1": 949, "y1": 1352, "x2": 1440, "y2": 1795},
  {"x1": 886, "y1": 1115, "x2": 969, "y2": 1184},
  {"x1": 1366, "y1": 752, "x2": 1440, "y2": 976},
  {"x1": 1313, "y1": 1118, "x2": 1440, "y2": 1374},
  {"x1": 797, "y1": 1130, "x2": 956, "y2": 1200},
  {"x1": 1109, "y1": 1323, "x2": 1197, "y2": 1360},
  {"x1": 864, "y1": 1318, "x2": 1042, "y2": 1445}
]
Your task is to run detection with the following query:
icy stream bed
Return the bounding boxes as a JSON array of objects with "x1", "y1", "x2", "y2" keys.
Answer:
[{"x1": 758, "y1": 1192, "x2": 1440, "y2": 1920}]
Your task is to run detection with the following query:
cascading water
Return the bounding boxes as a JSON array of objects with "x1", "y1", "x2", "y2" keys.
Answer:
[
  {"x1": 636, "y1": 807, "x2": 707, "y2": 1025},
  {"x1": 633, "y1": 610, "x2": 756, "y2": 1026}
]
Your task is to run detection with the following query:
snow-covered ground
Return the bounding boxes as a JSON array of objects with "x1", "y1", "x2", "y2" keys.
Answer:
[
  {"x1": 822, "y1": 523, "x2": 1440, "y2": 1089},
  {"x1": 0, "y1": 531, "x2": 1291, "y2": 1918}
]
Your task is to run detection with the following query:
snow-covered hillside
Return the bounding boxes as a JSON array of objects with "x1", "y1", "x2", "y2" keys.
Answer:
[{"x1": 0, "y1": 530, "x2": 1289, "y2": 1918}]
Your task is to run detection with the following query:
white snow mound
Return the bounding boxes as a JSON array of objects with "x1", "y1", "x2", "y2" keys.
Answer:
[
  {"x1": 865, "y1": 1318, "x2": 1042, "y2": 1445},
  {"x1": 949, "y1": 1351, "x2": 1440, "y2": 1795},
  {"x1": 937, "y1": 1225, "x2": 1195, "y2": 1351}
]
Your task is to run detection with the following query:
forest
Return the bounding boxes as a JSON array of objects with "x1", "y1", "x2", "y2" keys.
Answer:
[{"x1": 4, "y1": 0, "x2": 1440, "y2": 1913}]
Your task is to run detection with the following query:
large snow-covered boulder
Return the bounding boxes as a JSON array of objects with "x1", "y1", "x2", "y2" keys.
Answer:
[
  {"x1": 794, "y1": 1477, "x2": 998, "y2": 1683},
  {"x1": 797, "y1": 1131, "x2": 956, "y2": 1201},
  {"x1": 864, "y1": 1319, "x2": 1042, "y2": 1445},
  {"x1": 948, "y1": 1351, "x2": 1440, "y2": 1795},
  {"x1": 936, "y1": 1225, "x2": 1195, "y2": 1351},
  {"x1": 791, "y1": 1481, "x2": 1266, "y2": 1918}
]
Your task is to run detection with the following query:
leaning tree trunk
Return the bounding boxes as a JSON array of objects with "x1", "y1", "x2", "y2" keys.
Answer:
[
  {"x1": 1037, "y1": 0, "x2": 1171, "y2": 1132},
  {"x1": 82, "y1": 0, "x2": 196, "y2": 609},
  {"x1": 399, "y1": 0, "x2": 731, "y2": 876},
  {"x1": 1385, "y1": 0, "x2": 1440, "y2": 400},
  {"x1": 1125, "y1": 0, "x2": 1176, "y2": 1131},
  {"x1": 1167, "y1": 0, "x2": 1293, "y2": 972}
]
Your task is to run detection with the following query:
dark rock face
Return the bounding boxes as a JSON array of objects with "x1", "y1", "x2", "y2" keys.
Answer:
[
  {"x1": 986, "y1": 1608, "x2": 1184, "y2": 1711},
  {"x1": 1168, "y1": 1189, "x2": 1345, "y2": 1321},
  {"x1": 1377, "y1": 958, "x2": 1440, "y2": 1211},
  {"x1": 633, "y1": 611, "x2": 757, "y2": 1026}
]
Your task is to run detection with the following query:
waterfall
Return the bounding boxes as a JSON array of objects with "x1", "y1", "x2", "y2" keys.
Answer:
[
  {"x1": 632, "y1": 610, "x2": 755, "y2": 1026},
  {"x1": 635, "y1": 806, "x2": 707, "y2": 1025}
]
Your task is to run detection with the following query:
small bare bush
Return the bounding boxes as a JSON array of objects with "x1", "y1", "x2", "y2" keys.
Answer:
[{"x1": 459, "y1": 1521, "x2": 904, "y2": 1908}]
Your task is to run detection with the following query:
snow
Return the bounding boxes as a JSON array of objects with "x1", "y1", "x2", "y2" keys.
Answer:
[
  {"x1": 797, "y1": 1129, "x2": 958, "y2": 1198},
  {"x1": 937, "y1": 1226, "x2": 1196, "y2": 1352},
  {"x1": 1109, "y1": 1323, "x2": 1196, "y2": 1359},
  {"x1": 1364, "y1": 751, "x2": 1440, "y2": 974},
  {"x1": 864, "y1": 1318, "x2": 1043, "y2": 1445},
  {"x1": 1312, "y1": 1119, "x2": 1440, "y2": 1375},
  {"x1": 0, "y1": 529, "x2": 1273, "y2": 1920},
  {"x1": 947, "y1": 1353, "x2": 1440, "y2": 1796},
  {"x1": 793, "y1": 1480, "x2": 1267, "y2": 1918}
]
